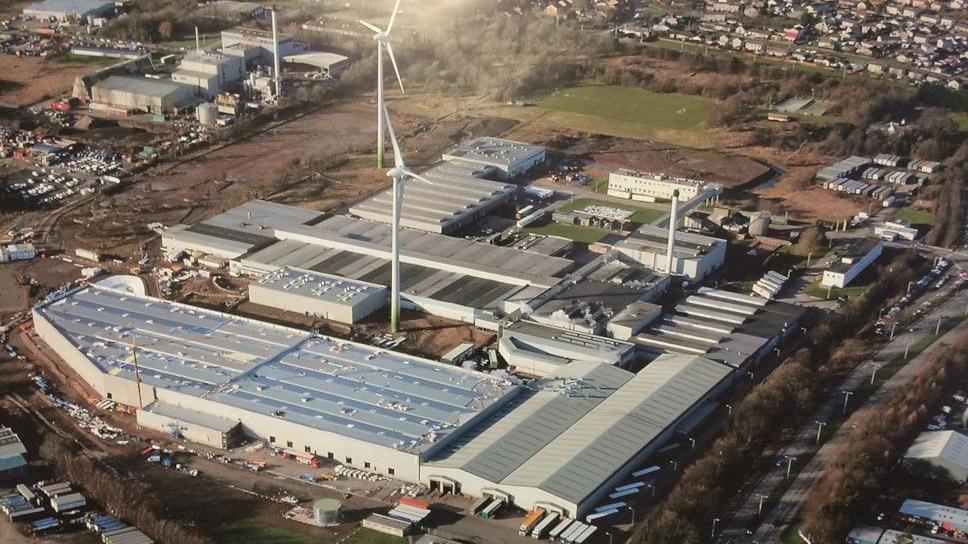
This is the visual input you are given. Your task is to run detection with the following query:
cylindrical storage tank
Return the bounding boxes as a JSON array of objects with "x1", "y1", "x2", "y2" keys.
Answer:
[
  {"x1": 748, "y1": 211, "x2": 771, "y2": 236},
  {"x1": 196, "y1": 102, "x2": 218, "y2": 126},
  {"x1": 313, "y1": 498, "x2": 342, "y2": 527}
]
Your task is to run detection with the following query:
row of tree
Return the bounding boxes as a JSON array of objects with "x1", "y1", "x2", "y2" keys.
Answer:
[
  {"x1": 799, "y1": 333, "x2": 968, "y2": 542},
  {"x1": 632, "y1": 251, "x2": 928, "y2": 544},
  {"x1": 39, "y1": 435, "x2": 212, "y2": 544}
]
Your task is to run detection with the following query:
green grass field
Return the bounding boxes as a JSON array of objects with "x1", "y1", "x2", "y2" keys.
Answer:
[
  {"x1": 214, "y1": 521, "x2": 319, "y2": 544},
  {"x1": 559, "y1": 197, "x2": 666, "y2": 224},
  {"x1": 535, "y1": 85, "x2": 716, "y2": 138},
  {"x1": 895, "y1": 207, "x2": 934, "y2": 228},
  {"x1": 523, "y1": 222, "x2": 610, "y2": 244},
  {"x1": 214, "y1": 523, "x2": 404, "y2": 544}
]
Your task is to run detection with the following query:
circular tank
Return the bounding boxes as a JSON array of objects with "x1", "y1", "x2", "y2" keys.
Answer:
[
  {"x1": 196, "y1": 103, "x2": 218, "y2": 126},
  {"x1": 748, "y1": 211, "x2": 772, "y2": 236},
  {"x1": 312, "y1": 498, "x2": 342, "y2": 527}
]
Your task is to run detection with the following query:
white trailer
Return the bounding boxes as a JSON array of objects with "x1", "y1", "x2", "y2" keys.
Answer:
[{"x1": 532, "y1": 512, "x2": 560, "y2": 539}]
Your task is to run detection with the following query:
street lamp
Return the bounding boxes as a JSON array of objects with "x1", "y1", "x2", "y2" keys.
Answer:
[
  {"x1": 712, "y1": 518, "x2": 720, "y2": 539},
  {"x1": 758, "y1": 494, "x2": 767, "y2": 516},
  {"x1": 842, "y1": 390, "x2": 854, "y2": 413},
  {"x1": 688, "y1": 437, "x2": 696, "y2": 449},
  {"x1": 890, "y1": 321, "x2": 898, "y2": 340},
  {"x1": 870, "y1": 363, "x2": 881, "y2": 385},
  {"x1": 815, "y1": 420, "x2": 827, "y2": 445},
  {"x1": 784, "y1": 455, "x2": 797, "y2": 478},
  {"x1": 724, "y1": 403, "x2": 733, "y2": 415},
  {"x1": 670, "y1": 459, "x2": 678, "y2": 472}
]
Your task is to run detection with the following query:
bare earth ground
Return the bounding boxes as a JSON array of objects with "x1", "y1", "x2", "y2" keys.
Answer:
[{"x1": 0, "y1": 56, "x2": 92, "y2": 108}]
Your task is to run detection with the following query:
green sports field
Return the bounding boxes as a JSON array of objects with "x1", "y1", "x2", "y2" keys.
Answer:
[
  {"x1": 559, "y1": 197, "x2": 666, "y2": 225},
  {"x1": 535, "y1": 85, "x2": 716, "y2": 137}
]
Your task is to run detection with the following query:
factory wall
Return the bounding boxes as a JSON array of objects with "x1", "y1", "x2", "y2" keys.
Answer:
[
  {"x1": 248, "y1": 284, "x2": 386, "y2": 324},
  {"x1": 154, "y1": 388, "x2": 423, "y2": 481},
  {"x1": 137, "y1": 408, "x2": 236, "y2": 449},
  {"x1": 608, "y1": 172, "x2": 704, "y2": 201},
  {"x1": 32, "y1": 308, "x2": 156, "y2": 407},
  {"x1": 821, "y1": 241, "x2": 883, "y2": 288},
  {"x1": 617, "y1": 245, "x2": 725, "y2": 282},
  {"x1": 90, "y1": 82, "x2": 193, "y2": 114}
]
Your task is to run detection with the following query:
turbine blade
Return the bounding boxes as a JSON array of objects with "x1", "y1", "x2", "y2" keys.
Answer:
[
  {"x1": 384, "y1": 42, "x2": 405, "y2": 94},
  {"x1": 382, "y1": 103, "x2": 404, "y2": 169},
  {"x1": 386, "y1": 0, "x2": 401, "y2": 34},
  {"x1": 405, "y1": 170, "x2": 434, "y2": 184},
  {"x1": 359, "y1": 20, "x2": 381, "y2": 33}
]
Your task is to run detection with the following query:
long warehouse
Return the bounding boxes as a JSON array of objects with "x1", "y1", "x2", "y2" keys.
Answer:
[{"x1": 33, "y1": 282, "x2": 519, "y2": 482}]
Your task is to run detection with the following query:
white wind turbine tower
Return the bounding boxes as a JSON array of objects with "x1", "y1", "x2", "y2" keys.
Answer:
[
  {"x1": 360, "y1": 0, "x2": 405, "y2": 169},
  {"x1": 382, "y1": 102, "x2": 431, "y2": 333}
]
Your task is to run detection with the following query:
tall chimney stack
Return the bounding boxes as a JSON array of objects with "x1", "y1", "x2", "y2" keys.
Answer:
[
  {"x1": 665, "y1": 190, "x2": 679, "y2": 275},
  {"x1": 271, "y1": 9, "x2": 282, "y2": 100}
]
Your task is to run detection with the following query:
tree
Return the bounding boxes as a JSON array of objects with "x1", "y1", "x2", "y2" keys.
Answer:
[{"x1": 158, "y1": 20, "x2": 173, "y2": 41}]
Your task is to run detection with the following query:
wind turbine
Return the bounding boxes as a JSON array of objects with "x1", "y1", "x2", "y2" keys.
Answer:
[
  {"x1": 360, "y1": 0, "x2": 405, "y2": 169},
  {"x1": 382, "y1": 102, "x2": 431, "y2": 333}
]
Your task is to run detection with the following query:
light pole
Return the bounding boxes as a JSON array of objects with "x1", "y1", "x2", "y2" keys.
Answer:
[
  {"x1": 670, "y1": 459, "x2": 678, "y2": 472},
  {"x1": 842, "y1": 390, "x2": 853, "y2": 414},
  {"x1": 712, "y1": 518, "x2": 720, "y2": 539},
  {"x1": 647, "y1": 483, "x2": 656, "y2": 498},
  {"x1": 758, "y1": 494, "x2": 767, "y2": 516},
  {"x1": 936, "y1": 315, "x2": 944, "y2": 335},
  {"x1": 905, "y1": 342, "x2": 911, "y2": 359},
  {"x1": 628, "y1": 505, "x2": 636, "y2": 525},
  {"x1": 688, "y1": 437, "x2": 696, "y2": 449},
  {"x1": 890, "y1": 321, "x2": 897, "y2": 340},
  {"x1": 870, "y1": 363, "x2": 881, "y2": 385},
  {"x1": 725, "y1": 403, "x2": 732, "y2": 415},
  {"x1": 815, "y1": 420, "x2": 826, "y2": 445},
  {"x1": 784, "y1": 456, "x2": 796, "y2": 478}
]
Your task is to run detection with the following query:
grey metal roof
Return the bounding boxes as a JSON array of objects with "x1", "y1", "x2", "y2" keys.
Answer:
[
  {"x1": 141, "y1": 402, "x2": 239, "y2": 433},
  {"x1": 24, "y1": 0, "x2": 113, "y2": 15},
  {"x1": 35, "y1": 284, "x2": 517, "y2": 453},
  {"x1": 349, "y1": 162, "x2": 515, "y2": 233},
  {"x1": 442, "y1": 137, "x2": 545, "y2": 170},
  {"x1": 427, "y1": 354, "x2": 732, "y2": 505}
]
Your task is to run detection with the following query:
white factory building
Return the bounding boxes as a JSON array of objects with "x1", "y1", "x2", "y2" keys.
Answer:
[
  {"x1": 821, "y1": 238, "x2": 883, "y2": 288},
  {"x1": 33, "y1": 282, "x2": 519, "y2": 483},
  {"x1": 172, "y1": 51, "x2": 245, "y2": 97},
  {"x1": 221, "y1": 27, "x2": 310, "y2": 65},
  {"x1": 0, "y1": 243, "x2": 36, "y2": 262},
  {"x1": 441, "y1": 137, "x2": 546, "y2": 180},
  {"x1": 34, "y1": 281, "x2": 739, "y2": 518},
  {"x1": 249, "y1": 267, "x2": 387, "y2": 324},
  {"x1": 616, "y1": 225, "x2": 727, "y2": 281},
  {"x1": 607, "y1": 169, "x2": 722, "y2": 202}
]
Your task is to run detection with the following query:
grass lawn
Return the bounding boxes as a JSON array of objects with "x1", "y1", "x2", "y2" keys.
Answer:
[
  {"x1": 214, "y1": 520, "x2": 320, "y2": 544},
  {"x1": 895, "y1": 207, "x2": 934, "y2": 228},
  {"x1": 804, "y1": 280, "x2": 871, "y2": 300},
  {"x1": 534, "y1": 84, "x2": 716, "y2": 139},
  {"x1": 560, "y1": 197, "x2": 666, "y2": 224},
  {"x1": 523, "y1": 222, "x2": 610, "y2": 244},
  {"x1": 952, "y1": 112, "x2": 968, "y2": 133},
  {"x1": 343, "y1": 529, "x2": 406, "y2": 544}
]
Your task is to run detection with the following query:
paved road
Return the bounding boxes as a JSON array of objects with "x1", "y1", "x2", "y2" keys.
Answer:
[
  {"x1": 716, "y1": 279, "x2": 968, "y2": 543},
  {"x1": 755, "y1": 316, "x2": 967, "y2": 543}
]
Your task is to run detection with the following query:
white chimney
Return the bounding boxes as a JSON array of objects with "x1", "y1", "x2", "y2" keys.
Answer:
[
  {"x1": 665, "y1": 190, "x2": 679, "y2": 275},
  {"x1": 271, "y1": 9, "x2": 282, "y2": 99}
]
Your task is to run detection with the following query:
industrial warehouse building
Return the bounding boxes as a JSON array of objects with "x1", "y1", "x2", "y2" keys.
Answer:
[
  {"x1": 616, "y1": 225, "x2": 727, "y2": 281},
  {"x1": 903, "y1": 431, "x2": 968, "y2": 483},
  {"x1": 221, "y1": 27, "x2": 310, "y2": 65},
  {"x1": 821, "y1": 238, "x2": 884, "y2": 288},
  {"x1": 441, "y1": 137, "x2": 546, "y2": 180},
  {"x1": 35, "y1": 282, "x2": 741, "y2": 517},
  {"x1": 498, "y1": 320, "x2": 636, "y2": 377},
  {"x1": 162, "y1": 203, "x2": 574, "y2": 328},
  {"x1": 423, "y1": 354, "x2": 734, "y2": 516},
  {"x1": 607, "y1": 169, "x2": 722, "y2": 202},
  {"x1": 33, "y1": 283, "x2": 519, "y2": 483},
  {"x1": 90, "y1": 75, "x2": 195, "y2": 114},
  {"x1": 172, "y1": 51, "x2": 245, "y2": 97},
  {"x1": 350, "y1": 159, "x2": 518, "y2": 234},
  {"x1": 23, "y1": 0, "x2": 116, "y2": 21},
  {"x1": 634, "y1": 287, "x2": 807, "y2": 376},
  {"x1": 249, "y1": 267, "x2": 387, "y2": 324}
]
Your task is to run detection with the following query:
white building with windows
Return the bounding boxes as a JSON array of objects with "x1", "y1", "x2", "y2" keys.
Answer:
[
  {"x1": 821, "y1": 238, "x2": 883, "y2": 288},
  {"x1": 607, "y1": 169, "x2": 721, "y2": 202}
]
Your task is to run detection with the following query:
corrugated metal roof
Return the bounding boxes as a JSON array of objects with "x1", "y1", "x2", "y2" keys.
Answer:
[{"x1": 428, "y1": 354, "x2": 732, "y2": 505}]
